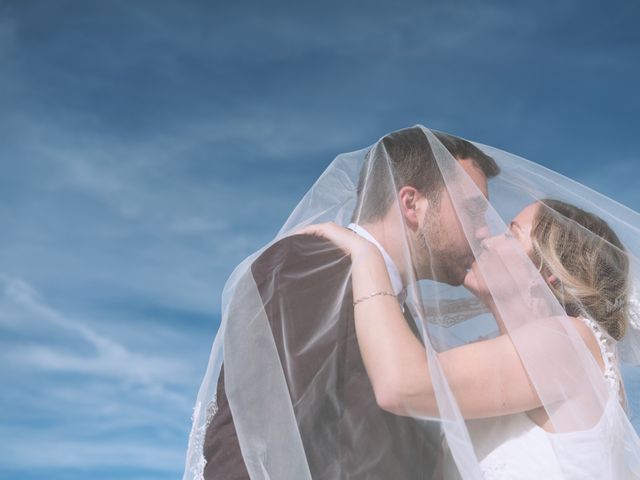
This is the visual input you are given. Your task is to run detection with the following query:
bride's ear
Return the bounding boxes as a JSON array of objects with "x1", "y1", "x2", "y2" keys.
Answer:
[
  {"x1": 546, "y1": 273, "x2": 559, "y2": 286},
  {"x1": 398, "y1": 186, "x2": 424, "y2": 229}
]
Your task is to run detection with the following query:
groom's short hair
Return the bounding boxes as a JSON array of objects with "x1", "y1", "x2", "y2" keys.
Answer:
[{"x1": 351, "y1": 127, "x2": 499, "y2": 223}]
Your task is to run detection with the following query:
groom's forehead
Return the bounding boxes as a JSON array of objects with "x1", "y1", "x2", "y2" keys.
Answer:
[{"x1": 457, "y1": 158, "x2": 489, "y2": 199}]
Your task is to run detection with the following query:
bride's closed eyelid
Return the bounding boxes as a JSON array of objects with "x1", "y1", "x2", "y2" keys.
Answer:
[
  {"x1": 505, "y1": 225, "x2": 516, "y2": 238},
  {"x1": 509, "y1": 221, "x2": 523, "y2": 236}
]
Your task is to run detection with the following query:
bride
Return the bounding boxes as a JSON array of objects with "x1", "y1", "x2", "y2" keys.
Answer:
[{"x1": 299, "y1": 197, "x2": 634, "y2": 478}]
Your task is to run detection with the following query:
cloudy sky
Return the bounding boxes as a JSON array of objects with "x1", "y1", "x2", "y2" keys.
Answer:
[{"x1": 1, "y1": 1, "x2": 639, "y2": 479}]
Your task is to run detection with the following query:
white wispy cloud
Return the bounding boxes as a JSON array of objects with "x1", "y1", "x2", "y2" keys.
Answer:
[
  {"x1": 2, "y1": 273, "x2": 202, "y2": 381},
  {"x1": 0, "y1": 274, "x2": 205, "y2": 471}
]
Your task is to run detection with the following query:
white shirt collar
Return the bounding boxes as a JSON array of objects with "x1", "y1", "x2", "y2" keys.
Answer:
[{"x1": 347, "y1": 223, "x2": 406, "y2": 305}]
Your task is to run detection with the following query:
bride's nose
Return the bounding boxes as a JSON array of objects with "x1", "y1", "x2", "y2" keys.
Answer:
[{"x1": 479, "y1": 233, "x2": 502, "y2": 251}]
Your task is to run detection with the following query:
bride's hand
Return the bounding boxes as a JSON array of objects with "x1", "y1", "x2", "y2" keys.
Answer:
[
  {"x1": 463, "y1": 260, "x2": 492, "y2": 302},
  {"x1": 463, "y1": 237, "x2": 536, "y2": 307},
  {"x1": 296, "y1": 222, "x2": 376, "y2": 257},
  {"x1": 463, "y1": 236, "x2": 512, "y2": 304}
]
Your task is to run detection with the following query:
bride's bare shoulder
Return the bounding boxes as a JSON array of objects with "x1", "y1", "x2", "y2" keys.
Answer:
[
  {"x1": 519, "y1": 315, "x2": 606, "y2": 370},
  {"x1": 566, "y1": 315, "x2": 607, "y2": 370}
]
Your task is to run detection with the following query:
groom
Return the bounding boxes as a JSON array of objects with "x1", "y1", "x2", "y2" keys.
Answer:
[{"x1": 203, "y1": 127, "x2": 499, "y2": 479}]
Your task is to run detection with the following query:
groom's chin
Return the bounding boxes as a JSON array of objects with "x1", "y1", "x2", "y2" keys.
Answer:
[
  {"x1": 434, "y1": 267, "x2": 466, "y2": 286},
  {"x1": 448, "y1": 266, "x2": 469, "y2": 286}
]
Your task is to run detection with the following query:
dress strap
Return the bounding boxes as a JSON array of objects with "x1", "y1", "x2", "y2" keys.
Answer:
[{"x1": 577, "y1": 316, "x2": 620, "y2": 392}]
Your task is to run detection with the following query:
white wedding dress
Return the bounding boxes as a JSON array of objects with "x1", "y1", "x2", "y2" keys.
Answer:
[{"x1": 442, "y1": 316, "x2": 626, "y2": 479}]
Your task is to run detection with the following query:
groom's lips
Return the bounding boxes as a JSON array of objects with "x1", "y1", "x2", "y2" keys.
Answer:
[{"x1": 464, "y1": 257, "x2": 475, "y2": 270}]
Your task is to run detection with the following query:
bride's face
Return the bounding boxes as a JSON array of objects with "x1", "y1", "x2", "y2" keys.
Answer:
[
  {"x1": 478, "y1": 202, "x2": 539, "y2": 256},
  {"x1": 502, "y1": 202, "x2": 539, "y2": 257},
  {"x1": 464, "y1": 202, "x2": 543, "y2": 298}
]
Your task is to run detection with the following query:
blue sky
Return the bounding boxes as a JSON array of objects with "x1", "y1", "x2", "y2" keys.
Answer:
[{"x1": 1, "y1": 1, "x2": 639, "y2": 478}]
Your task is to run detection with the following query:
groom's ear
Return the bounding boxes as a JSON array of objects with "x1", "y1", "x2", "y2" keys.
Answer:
[{"x1": 398, "y1": 186, "x2": 424, "y2": 228}]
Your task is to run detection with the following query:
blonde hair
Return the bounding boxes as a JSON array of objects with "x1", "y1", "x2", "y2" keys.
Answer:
[{"x1": 531, "y1": 199, "x2": 629, "y2": 340}]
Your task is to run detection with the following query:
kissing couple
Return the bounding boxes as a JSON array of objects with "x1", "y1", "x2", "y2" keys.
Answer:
[{"x1": 185, "y1": 126, "x2": 640, "y2": 479}]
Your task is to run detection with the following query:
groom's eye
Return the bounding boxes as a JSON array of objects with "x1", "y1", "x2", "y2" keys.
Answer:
[{"x1": 465, "y1": 199, "x2": 487, "y2": 216}]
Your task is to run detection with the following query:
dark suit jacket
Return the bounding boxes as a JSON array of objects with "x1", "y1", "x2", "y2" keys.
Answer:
[{"x1": 203, "y1": 234, "x2": 440, "y2": 479}]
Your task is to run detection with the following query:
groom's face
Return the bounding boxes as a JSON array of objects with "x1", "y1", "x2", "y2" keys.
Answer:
[{"x1": 415, "y1": 159, "x2": 490, "y2": 285}]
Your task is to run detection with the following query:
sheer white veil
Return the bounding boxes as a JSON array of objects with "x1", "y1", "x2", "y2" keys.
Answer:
[{"x1": 184, "y1": 125, "x2": 640, "y2": 479}]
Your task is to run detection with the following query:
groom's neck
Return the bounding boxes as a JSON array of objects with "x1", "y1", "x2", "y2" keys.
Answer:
[{"x1": 358, "y1": 220, "x2": 410, "y2": 286}]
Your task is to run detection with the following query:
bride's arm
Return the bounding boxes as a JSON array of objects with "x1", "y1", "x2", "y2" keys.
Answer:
[
  {"x1": 350, "y1": 245, "x2": 542, "y2": 419},
  {"x1": 296, "y1": 222, "x2": 550, "y2": 418}
]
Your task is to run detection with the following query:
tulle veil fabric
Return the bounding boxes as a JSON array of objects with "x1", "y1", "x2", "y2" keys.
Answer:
[{"x1": 184, "y1": 125, "x2": 640, "y2": 479}]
